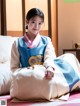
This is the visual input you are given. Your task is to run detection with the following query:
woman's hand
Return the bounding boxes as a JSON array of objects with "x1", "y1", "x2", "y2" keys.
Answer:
[{"x1": 45, "y1": 70, "x2": 54, "y2": 80}]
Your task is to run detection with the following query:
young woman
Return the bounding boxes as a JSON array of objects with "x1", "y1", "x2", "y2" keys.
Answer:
[
  {"x1": 10, "y1": 8, "x2": 80, "y2": 100},
  {"x1": 11, "y1": 8, "x2": 56, "y2": 79}
]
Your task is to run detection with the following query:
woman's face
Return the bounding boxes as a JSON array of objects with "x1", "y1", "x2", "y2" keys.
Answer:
[{"x1": 27, "y1": 16, "x2": 43, "y2": 36}]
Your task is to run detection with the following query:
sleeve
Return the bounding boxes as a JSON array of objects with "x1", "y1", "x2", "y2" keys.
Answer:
[
  {"x1": 10, "y1": 40, "x2": 21, "y2": 72},
  {"x1": 43, "y1": 37, "x2": 56, "y2": 72}
]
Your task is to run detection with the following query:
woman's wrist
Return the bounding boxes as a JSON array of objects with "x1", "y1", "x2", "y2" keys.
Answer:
[{"x1": 46, "y1": 66, "x2": 55, "y2": 72}]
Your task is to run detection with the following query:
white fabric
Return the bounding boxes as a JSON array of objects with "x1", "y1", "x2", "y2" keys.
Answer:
[
  {"x1": 10, "y1": 65, "x2": 57, "y2": 101},
  {"x1": 10, "y1": 65, "x2": 70, "y2": 101},
  {"x1": 0, "y1": 36, "x2": 18, "y2": 63},
  {"x1": 0, "y1": 61, "x2": 12, "y2": 95},
  {"x1": 0, "y1": 35, "x2": 18, "y2": 95}
]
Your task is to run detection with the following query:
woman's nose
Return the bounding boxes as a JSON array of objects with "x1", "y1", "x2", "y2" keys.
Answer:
[{"x1": 34, "y1": 23, "x2": 39, "y2": 28}]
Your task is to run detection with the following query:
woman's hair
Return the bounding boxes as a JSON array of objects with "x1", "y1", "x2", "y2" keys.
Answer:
[{"x1": 26, "y1": 8, "x2": 44, "y2": 22}]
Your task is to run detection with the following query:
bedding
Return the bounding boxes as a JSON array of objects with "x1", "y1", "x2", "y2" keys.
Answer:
[
  {"x1": 0, "y1": 36, "x2": 18, "y2": 95},
  {"x1": 0, "y1": 36, "x2": 18, "y2": 63},
  {"x1": 0, "y1": 61, "x2": 12, "y2": 95}
]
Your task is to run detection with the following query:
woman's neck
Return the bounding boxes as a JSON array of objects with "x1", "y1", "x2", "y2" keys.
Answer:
[{"x1": 26, "y1": 32, "x2": 37, "y2": 41}]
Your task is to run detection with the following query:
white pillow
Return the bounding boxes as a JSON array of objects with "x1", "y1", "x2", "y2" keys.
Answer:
[
  {"x1": 10, "y1": 65, "x2": 55, "y2": 101},
  {"x1": 0, "y1": 36, "x2": 18, "y2": 63},
  {"x1": 10, "y1": 65, "x2": 68, "y2": 101},
  {"x1": 0, "y1": 61, "x2": 12, "y2": 95}
]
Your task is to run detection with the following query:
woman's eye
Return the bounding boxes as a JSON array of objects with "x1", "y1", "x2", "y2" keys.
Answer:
[
  {"x1": 39, "y1": 23, "x2": 42, "y2": 25},
  {"x1": 32, "y1": 21, "x2": 35, "y2": 23}
]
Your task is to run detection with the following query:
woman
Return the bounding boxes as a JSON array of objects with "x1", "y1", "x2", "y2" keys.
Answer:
[
  {"x1": 10, "y1": 8, "x2": 80, "y2": 101},
  {"x1": 11, "y1": 8, "x2": 56, "y2": 79}
]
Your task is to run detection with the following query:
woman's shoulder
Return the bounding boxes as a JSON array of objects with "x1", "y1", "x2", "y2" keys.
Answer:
[
  {"x1": 18, "y1": 36, "x2": 24, "y2": 41},
  {"x1": 12, "y1": 36, "x2": 23, "y2": 47}
]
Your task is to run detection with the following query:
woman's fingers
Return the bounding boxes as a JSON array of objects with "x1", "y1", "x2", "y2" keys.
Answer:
[{"x1": 45, "y1": 71, "x2": 54, "y2": 79}]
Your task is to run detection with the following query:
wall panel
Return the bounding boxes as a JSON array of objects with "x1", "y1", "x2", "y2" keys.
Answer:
[
  {"x1": 6, "y1": 0, "x2": 23, "y2": 36},
  {"x1": 51, "y1": 0, "x2": 58, "y2": 55}
]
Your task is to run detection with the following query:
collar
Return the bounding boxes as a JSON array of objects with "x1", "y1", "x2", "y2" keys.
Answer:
[{"x1": 24, "y1": 33, "x2": 41, "y2": 48}]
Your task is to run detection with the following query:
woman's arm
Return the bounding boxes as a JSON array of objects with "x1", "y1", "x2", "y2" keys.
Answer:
[
  {"x1": 43, "y1": 37, "x2": 56, "y2": 79},
  {"x1": 43, "y1": 37, "x2": 56, "y2": 69},
  {"x1": 10, "y1": 40, "x2": 20, "y2": 72}
]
